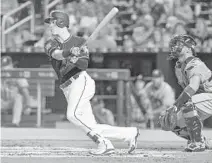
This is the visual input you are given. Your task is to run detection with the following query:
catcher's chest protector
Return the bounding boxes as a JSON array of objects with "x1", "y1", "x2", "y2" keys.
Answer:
[{"x1": 175, "y1": 57, "x2": 212, "y2": 93}]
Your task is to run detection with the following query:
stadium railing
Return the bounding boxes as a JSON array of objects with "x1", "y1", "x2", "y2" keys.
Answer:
[{"x1": 2, "y1": 1, "x2": 35, "y2": 51}]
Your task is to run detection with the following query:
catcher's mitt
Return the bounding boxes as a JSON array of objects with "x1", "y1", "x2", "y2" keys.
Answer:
[{"x1": 159, "y1": 106, "x2": 178, "y2": 131}]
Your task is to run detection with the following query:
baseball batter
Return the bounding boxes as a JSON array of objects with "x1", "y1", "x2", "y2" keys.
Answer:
[
  {"x1": 44, "y1": 10, "x2": 139, "y2": 155},
  {"x1": 159, "y1": 34, "x2": 212, "y2": 152}
]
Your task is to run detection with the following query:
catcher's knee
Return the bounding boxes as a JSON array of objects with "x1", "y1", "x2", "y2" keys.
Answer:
[
  {"x1": 182, "y1": 102, "x2": 198, "y2": 119},
  {"x1": 181, "y1": 102, "x2": 202, "y2": 127}
]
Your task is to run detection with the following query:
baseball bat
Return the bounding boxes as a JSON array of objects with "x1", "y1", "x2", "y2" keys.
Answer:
[{"x1": 83, "y1": 7, "x2": 119, "y2": 45}]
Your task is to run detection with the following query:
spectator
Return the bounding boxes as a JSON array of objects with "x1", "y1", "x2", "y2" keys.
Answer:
[
  {"x1": 1, "y1": 0, "x2": 19, "y2": 16},
  {"x1": 34, "y1": 26, "x2": 52, "y2": 48},
  {"x1": 147, "y1": 28, "x2": 163, "y2": 50},
  {"x1": 64, "y1": 3, "x2": 78, "y2": 35},
  {"x1": 163, "y1": 0, "x2": 174, "y2": 16},
  {"x1": 148, "y1": 0, "x2": 167, "y2": 26},
  {"x1": 130, "y1": 74, "x2": 154, "y2": 129},
  {"x1": 91, "y1": 97, "x2": 115, "y2": 126},
  {"x1": 123, "y1": 35, "x2": 134, "y2": 51},
  {"x1": 143, "y1": 69, "x2": 175, "y2": 127},
  {"x1": 87, "y1": 26, "x2": 117, "y2": 51},
  {"x1": 173, "y1": 0, "x2": 194, "y2": 23},
  {"x1": 55, "y1": 3, "x2": 64, "y2": 10},
  {"x1": 162, "y1": 16, "x2": 179, "y2": 48},
  {"x1": 1, "y1": 56, "x2": 32, "y2": 127},
  {"x1": 173, "y1": 22, "x2": 187, "y2": 35},
  {"x1": 132, "y1": 14, "x2": 154, "y2": 49},
  {"x1": 77, "y1": 0, "x2": 98, "y2": 37},
  {"x1": 189, "y1": 17, "x2": 209, "y2": 46}
]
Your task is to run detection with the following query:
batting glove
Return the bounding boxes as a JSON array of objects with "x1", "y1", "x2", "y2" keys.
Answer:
[{"x1": 70, "y1": 47, "x2": 80, "y2": 56}]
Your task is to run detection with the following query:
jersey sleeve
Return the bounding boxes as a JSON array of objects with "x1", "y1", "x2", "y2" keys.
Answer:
[
  {"x1": 44, "y1": 38, "x2": 61, "y2": 57},
  {"x1": 185, "y1": 58, "x2": 211, "y2": 83}
]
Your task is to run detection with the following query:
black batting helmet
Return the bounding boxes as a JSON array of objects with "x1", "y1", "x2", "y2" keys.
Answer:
[
  {"x1": 44, "y1": 10, "x2": 69, "y2": 28},
  {"x1": 168, "y1": 34, "x2": 197, "y2": 60}
]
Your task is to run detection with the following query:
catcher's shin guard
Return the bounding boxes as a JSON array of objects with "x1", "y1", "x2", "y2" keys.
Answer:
[
  {"x1": 182, "y1": 102, "x2": 205, "y2": 151},
  {"x1": 182, "y1": 103, "x2": 203, "y2": 142}
]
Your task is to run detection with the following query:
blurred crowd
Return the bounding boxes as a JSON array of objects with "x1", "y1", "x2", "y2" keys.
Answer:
[{"x1": 1, "y1": 0, "x2": 212, "y2": 52}]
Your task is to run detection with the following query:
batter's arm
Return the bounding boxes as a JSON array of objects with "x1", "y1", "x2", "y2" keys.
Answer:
[
  {"x1": 74, "y1": 58, "x2": 89, "y2": 70},
  {"x1": 51, "y1": 50, "x2": 65, "y2": 60},
  {"x1": 44, "y1": 38, "x2": 65, "y2": 60},
  {"x1": 51, "y1": 45, "x2": 89, "y2": 61}
]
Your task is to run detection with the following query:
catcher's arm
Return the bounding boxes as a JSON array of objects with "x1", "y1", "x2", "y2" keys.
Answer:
[
  {"x1": 174, "y1": 75, "x2": 200, "y2": 109},
  {"x1": 159, "y1": 75, "x2": 200, "y2": 131}
]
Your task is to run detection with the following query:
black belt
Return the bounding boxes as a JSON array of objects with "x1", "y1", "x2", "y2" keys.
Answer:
[{"x1": 60, "y1": 74, "x2": 79, "y2": 89}]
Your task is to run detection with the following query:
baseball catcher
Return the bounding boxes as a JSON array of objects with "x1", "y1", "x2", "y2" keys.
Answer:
[{"x1": 159, "y1": 34, "x2": 212, "y2": 152}]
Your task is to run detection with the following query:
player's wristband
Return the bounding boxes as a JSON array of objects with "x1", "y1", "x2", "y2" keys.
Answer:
[{"x1": 174, "y1": 85, "x2": 196, "y2": 108}]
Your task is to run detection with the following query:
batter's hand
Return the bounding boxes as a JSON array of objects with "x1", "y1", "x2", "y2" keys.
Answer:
[
  {"x1": 70, "y1": 47, "x2": 80, "y2": 56},
  {"x1": 80, "y1": 46, "x2": 89, "y2": 54}
]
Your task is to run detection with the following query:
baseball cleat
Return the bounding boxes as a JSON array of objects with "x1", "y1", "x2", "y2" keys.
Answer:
[
  {"x1": 184, "y1": 142, "x2": 206, "y2": 152},
  {"x1": 204, "y1": 138, "x2": 212, "y2": 149},
  {"x1": 89, "y1": 139, "x2": 115, "y2": 155},
  {"x1": 128, "y1": 128, "x2": 140, "y2": 154}
]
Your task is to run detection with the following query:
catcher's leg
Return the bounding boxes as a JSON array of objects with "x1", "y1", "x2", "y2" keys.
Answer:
[
  {"x1": 181, "y1": 102, "x2": 205, "y2": 152},
  {"x1": 192, "y1": 93, "x2": 212, "y2": 150},
  {"x1": 192, "y1": 93, "x2": 212, "y2": 120}
]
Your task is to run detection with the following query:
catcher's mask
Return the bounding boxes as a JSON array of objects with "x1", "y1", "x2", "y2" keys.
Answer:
[{"x1": 168, "y1": 34, "x2": 197, "y2": 60}]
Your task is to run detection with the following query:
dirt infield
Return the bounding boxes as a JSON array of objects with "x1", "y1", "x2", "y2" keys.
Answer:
[
  {"x1": 1, "y1": 128, "x2": 212, "y2": 163},
  {"x1": 1, "y1": 140, "x2": 212, "y2": 163}
]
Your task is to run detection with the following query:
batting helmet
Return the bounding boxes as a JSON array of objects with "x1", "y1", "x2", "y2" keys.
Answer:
[
  {"x1": 168, "y1": 34, "x2": 197, "y2": 60},
  {"x1": 44, "y1": 10, "x2": 69, "y2": 28},
  {"x1": 1, "y1": 56, "x2": 13, "y2": 67}
]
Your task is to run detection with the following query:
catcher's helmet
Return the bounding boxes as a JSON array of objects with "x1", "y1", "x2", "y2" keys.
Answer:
[
  {"x1": 44, "y1": 10, "x2": 69, "y2": 28},
  {"x1": 168, "y1": 34, "x2": 196, "y2": 60}
]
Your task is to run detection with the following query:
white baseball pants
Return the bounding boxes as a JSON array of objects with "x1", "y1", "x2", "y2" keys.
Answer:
[
  {"x1": 61, "y1": 71, "x2": 136, "y2": 141},
  {"x1": 177, "y1": 93, "x2": 212, "y2": 127}
]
